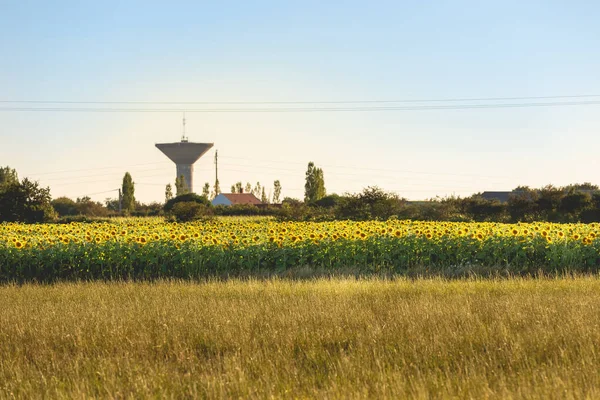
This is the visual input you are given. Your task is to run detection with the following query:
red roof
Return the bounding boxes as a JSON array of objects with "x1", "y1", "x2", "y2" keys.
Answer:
[{"x1": 222, "y1": 193, "x2": 263, "y2": 205}]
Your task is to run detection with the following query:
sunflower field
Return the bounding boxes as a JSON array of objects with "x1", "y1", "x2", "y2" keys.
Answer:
[{"x1": 1, "y1": 218, "x2": 600, "y2": 281}]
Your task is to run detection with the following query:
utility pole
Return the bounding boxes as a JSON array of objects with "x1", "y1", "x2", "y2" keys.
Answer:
[
  {"x1": 214, "y1": 150, "x2": 218, "y2": 183},
  {"x1": 214, "y1": 150, "x2": 219, "y2": 195}
]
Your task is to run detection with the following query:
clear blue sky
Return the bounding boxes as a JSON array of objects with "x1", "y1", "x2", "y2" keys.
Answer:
[{"x1": 1, "y1": 0, "x2": 599, "y2": 203}]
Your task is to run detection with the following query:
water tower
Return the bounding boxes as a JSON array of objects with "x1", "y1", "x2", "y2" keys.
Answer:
[{"x1": 155, "y1": 116, "x2": 214, "y2": 193}]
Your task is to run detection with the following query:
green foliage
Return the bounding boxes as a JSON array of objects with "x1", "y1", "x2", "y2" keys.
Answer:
[
  {"x1": 463, "y1": 195, "x2": 507, "y2": 222},
  {"x1": 261, "y1": 187, "x2": 268, "y2": 204},
  {"x1": 336, "y1": 187, "x2": 402, "y2": 220},
  {"x1": 165, "y1": 184, "x2": 173, "y2": 202},
  {"x1": 252, "y1": 182, "x2": 262, "y2": 198},
  {"x1": 213, "y1": 179, "x2": 221, "y2": 198},
  {"x1": 559, "y1": 190, "x2": 592, "y2": 216},
  {"x1": 0, "y1": 178, "x2": 56, "y2": 223},
  {"x1": 132, "y1": 202, "x2": 164, "y2": 217},
  {"x1": 304, "y1": 162, "x2": 325, "y2": 203},
  {"x1": 105, "y1": 198, "x2": 120, "y2": 212},
  {"x1": 202, "y1": 182, "x2": 210, "y2": 198},
  {"x1": 313, "y1": 194, "x2": 341, "y2": 209},
  {"x1": 272, "y1": 180, "x2": 282, "y2": 203},
  {"x1": 75, "y1": 197, "x2": 110, "y2": 217},
  {"x1": 536, "y1": 185, "x2": 562, "y2": 220},
  {"x1": 581, "y1": 193, "x2": 600, "y2": 223},
  {"x1": 171, "y1": 202, "x2": 213, "y2": 222},
  {"x1": 52, "y1": 197, "x2": 79, "y2": 217},
  {"x1": 0, "y1": 166, "x2": 18, "y2": 187},
  {"x1": 215, "y1": 204, "x2": 268, "y2": 216},
  {"x1": 121, "y1": 172, "x2": 135, "y2": 213},
  {"x1": 564, "y1": 182, "x2": 599, "y2": 191},
  {"x1": 164, "y1": 193, "x2": 212, "y2": 213},
  {"x1": 175, "y1": 175, "x2": 189, "y2": 196},
  {"x1": 507, "y1": 188, "x2": 539, "y2": 222}
]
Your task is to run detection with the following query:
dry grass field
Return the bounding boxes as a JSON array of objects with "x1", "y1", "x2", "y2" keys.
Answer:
[{"x1": 2, "y1": 277, "x2": 600, "y2": 399}]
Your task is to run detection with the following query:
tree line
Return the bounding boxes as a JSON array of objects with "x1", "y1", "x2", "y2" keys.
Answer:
[{"x1": 2, "y1": 163, "x2": 600, "y2": 223}]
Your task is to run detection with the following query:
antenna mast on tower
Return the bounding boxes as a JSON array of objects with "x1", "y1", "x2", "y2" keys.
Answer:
[{"x1": 181, "y1": 112, "x2": 188, "y2": 142}]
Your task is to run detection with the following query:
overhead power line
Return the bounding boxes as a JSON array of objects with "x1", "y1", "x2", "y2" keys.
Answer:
[
  {"x1": 218, "y1": 156, "x2": 510, "y2": 180},
  {"x1": 49, "y1": 172, "x2": 171, "y2": 187},
  {"x1": 80, "y1": 189, "x2": 119, "y2": 197},
  {"x1": 2, "y1": 94, "x2": 600, "y2": 105},
  {"x1": 37, "y1": 167, "x2": 169, "y2": 182},
  {"x1": 2, "y1": 100, "x2": 600, "y2": 113},
  {"x1": 23, "y1": 161, "x2": 172, "y2": 177}
]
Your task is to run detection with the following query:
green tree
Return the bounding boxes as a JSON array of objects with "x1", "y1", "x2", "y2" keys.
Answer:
[
  {"x1": 273, "y1": 180, "x2": 282, "y2": 203},
  {"x1": 105, "y1": 197, "x2": 120, "y2": 212},
  {"x1": 463, "y1": 195, "x2": 507, "y2": 222},
  {"x1": 253, "y1": 182, "x2": 261, "y2": 197},
  {"x1": 313, "y1": 193, "x2": 341, "y2": 208},
  {"x1": 536, "y1": 185, "x2": 562, "y2": 221},
  {"x1": 171, "y1": 202, "x2": 213, "y2": 222},
  {"x1": 121, "y1": 172, "x2": 135, "y2": 213},
  {"x1": 261, "y1": 187, "x2": 268, "y2": 203},
  {"x1": 0, "y1": 166, "x2": 18, "y2": 187},
  {"x1": 165, "y1": 183, "x2": 173, "y2": 202},
  {"x1": 164, "y1": 193, "x2": 212, "y2": 213},
  {"x1": 75, "y1": 196, "x2": 109, "y2": 217},
  {"x1": 304, "y1": 162, "x2": 326, "y2": 203},
  {"x1": 507, "y1": 188, "x2": 539, "y2": 222},
  {"x1": 564, "y1": 182, "x2": 599, "y2": 191},
  {"x1": 559, "y1": 190, "x2": 592, "y2": 219},
  {"x1": 0, "y1": 178, "x2": 56, "y2": 222},
  {"x1": 245, "y1": 182, "x2": 252, "y2": 194},
  {"x1": 336, "y1": 187, "x2": 402, "y2": 220},
  {"x1": 203, "y1": 182, "x2": 211, "y2": 198},
  {"x1": 235, "y1": 182, "x2": 243, "y2": 193},
  {"x1": 175, "y1": 175, "x2": 189, "y2": 196},
  {"x1": 213, "y1": 178, "x2": 221, "y2": 198},
  {"x1": 52, "y1": 196, "x2": 79, "y2": 216}
]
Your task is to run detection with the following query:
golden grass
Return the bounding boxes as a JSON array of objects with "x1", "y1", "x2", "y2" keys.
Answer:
[{"x1": 2, "y1": 278, "x2": 600, "y2": 399}]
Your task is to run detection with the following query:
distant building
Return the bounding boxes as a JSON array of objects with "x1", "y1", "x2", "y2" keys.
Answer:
[
  {"x1": 212, "y1": 193, "x2": 262, "y2": 207},
  {"x1": 480, "y1": 191, "x2": 513, "y2": 203}
]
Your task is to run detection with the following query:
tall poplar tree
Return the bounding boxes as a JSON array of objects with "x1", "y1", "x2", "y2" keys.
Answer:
[
  {"x1": 122, "y1": 172, "x2": 135, "y2": 213},
  {"x1": 304, "y1": 162, "x2": 325, "y2": 203},
  {"x1": 273, "y1": 180, "x2": 282, "y2": 204},
  {"x1": 213, "y1": 179, "x2": 221, "y2": 197},
  {"x1": 165, "y1": 183, "x2": 173, "y2": 202},
  {"x1": 175, "y1": 175, "x2": 189, "y2": 196},
  {"x1": 261, "y1": 187, "x2": 268, "y2": 203},
  {"x1": 253, "y1": 182, "x2": 261, "y2": 197}
]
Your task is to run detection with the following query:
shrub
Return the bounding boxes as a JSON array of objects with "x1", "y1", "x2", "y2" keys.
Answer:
[
  {"x1": 52, "y1": 197, "x2": 79, "y2": 217},
  {"x1": 0, "y1": 179, "x2": 56, "y2": 223},
  {"x1": 336, "y1": 187, "x2": 403, "y2": 220},
  {"x1": 312, "y1": 194, "x2": 341, "y2": 209},
  {"x1": 171, "y1": 201, "x2": 213, "y2": 222},
  {"x1": 164, "y1": 193, "x2": 211, "y2": 213}
]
